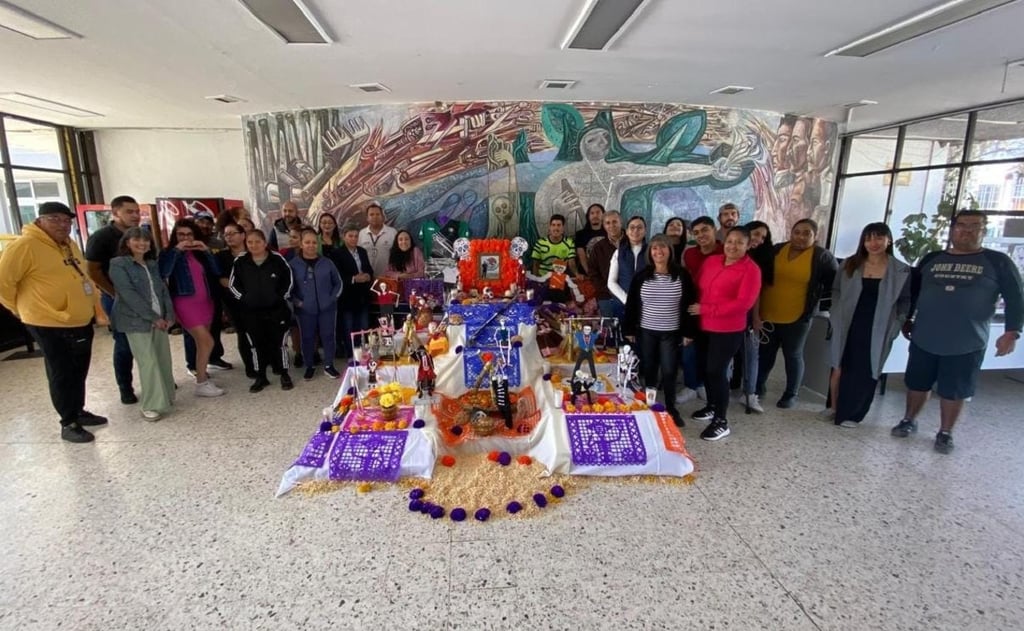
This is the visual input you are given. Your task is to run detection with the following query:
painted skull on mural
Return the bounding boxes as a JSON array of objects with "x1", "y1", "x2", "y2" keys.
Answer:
[{"x1": 488, "y1": 194, "x2": 516, "y2": 238}]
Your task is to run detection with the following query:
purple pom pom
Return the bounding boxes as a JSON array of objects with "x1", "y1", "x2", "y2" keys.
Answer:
[
  {"x1": 497, "y1": 452, "x2": 512, "y2": 466},
  {"x1": 419, "y1": 502, "x2": 432, "y2": 514},
  {"x1": 542, "y1": 373, "x2": 552, "y2": 381},
  {"x1": 451, "y1": 425, "x2": 463, "y2": 436},
  {"x1": 650, "y1": 403, "x2": 666, "y2": 412},
  {"x1": 506, "y1": 501, "x2": 523, "y2": 514},
  {"x1": 346, "y1": 386, "x2": 357, "y2": 395},
  {"x1": 319, "y1": 421, "x2": 333, "y2": 433},
  {"x1": 348, "y1": 360, "x2": 358, "y2": 368},
  {"x1": 450, "y1": 508, "x2": 467, "y2": 522},
  {"x1": 451, "y1": 299, "x2": 462, "y2": 305},
  {"x1": 533, "y1": 493, "x2": 548, "y2": 508},
  {"x1": 454, "y1": 345, "x2": 464, "y2": 355},
  {"x1": 513, "y1": 340, "x2": 523, "y2": 348},
  {"x1": 474, "y1": 508, "x2": 491, "y2": 522},
  {"x1": 429, "y1": 505, "x2": 445, "y2": 519},
  {"x1": 550, "y1": 485, "x2": 565, "y2": 498},
  {"x1": 412, "y1": 419, "x2": 426, "y2": 429},
  {"x1": 409, "y1": 488, "x2": 425, "y2": 500},
  {"x1": 409, "y1": 499, "x2": 424, "y2": 512}
]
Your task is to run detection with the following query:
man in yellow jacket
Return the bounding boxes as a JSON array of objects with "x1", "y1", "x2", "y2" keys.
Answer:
[{"x1": 0, "y1": 202, "x2": 107, "y2": 443}]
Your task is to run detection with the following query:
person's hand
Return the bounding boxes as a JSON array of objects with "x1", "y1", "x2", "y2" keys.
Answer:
[
  {"x1": 175, "y1": 241, "x2": 190, "y2": 251},
  {"x1": 687, "y1": 303, "x2": 701, "y2": 315},
  {"x1": 901, "y1": 319, "x2": 914, "y2": 340},
  {"x1": 154, "y1": 318, "x2": 169, "y2": 330},
  {"x1": 995, "y1": 332, "x2": 1018, "y2": 357},
  {"x1": 682, "y1": 337, "x2": 693, "y2": 347},
  {"x1": 625, "y1": 335, "x2": 636, "y2": 343},
  {"x1": 190, "y1": 241, "x2": 209, "y2": 252}
]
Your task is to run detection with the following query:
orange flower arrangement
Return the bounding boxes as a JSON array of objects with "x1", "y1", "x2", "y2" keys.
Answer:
[{"x1": 457, "y1": 239, "x2": 520, "y2": 294}]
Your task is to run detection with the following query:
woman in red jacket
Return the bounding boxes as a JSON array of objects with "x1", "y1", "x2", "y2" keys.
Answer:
[{"x1": 688, "y1": 226, "x2": 762, "y2": 441}]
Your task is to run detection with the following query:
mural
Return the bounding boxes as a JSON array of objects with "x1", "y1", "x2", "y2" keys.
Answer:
[{"x1": 242, "y1": 102, "x2": 838, "y2": 250}]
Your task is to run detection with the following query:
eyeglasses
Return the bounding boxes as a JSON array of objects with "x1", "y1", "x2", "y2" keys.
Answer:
[
  {"x1": 627, "y1": 225, "x2": 645, "y2": 231},
  {"x1": 176, "y1": 232, "x2": 194, "y2": 239},
  {"x1": 223, "y1": 231, "x2": 242, "y2": 237},
  {"x1": 954, "y1": 223, "x2": 985, "y2": 233}
]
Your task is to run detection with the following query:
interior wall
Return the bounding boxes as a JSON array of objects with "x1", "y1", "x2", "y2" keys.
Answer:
[{"x1": 93, "y1": 128, "x2": 248, "y2": 204}]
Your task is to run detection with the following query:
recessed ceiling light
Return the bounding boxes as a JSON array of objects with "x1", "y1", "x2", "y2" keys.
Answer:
[
  {"x1": 238, "y1": 0, "x2": 332, "y2": 44},
  {"x1": 0, "y1": 92, "x2": 101, "y2": 117},
  {"x1": 205, "y1": 94, "x2": 247, "y2": 104},
  {"x1": 843, "y1": 100, "x2": 879, "y2": 107},
  {"x1": 349, "y1": 82, "x2": 390, "y2": 94},
  {"x1": 562, "y1": 0, "x2": 653, "y2": 50},
  {"x1": 0, "y1": 0, "x2": 80, "y2": 39},
  {"x1": 825, "y1": 0, "x2": 1016, "y2": 57},
  {"x1": 709, "y1": 85, "x2": 754, "y2": 95},
  {"x1": 539, "y1": 80, "x2": 578, "y2": 90}
]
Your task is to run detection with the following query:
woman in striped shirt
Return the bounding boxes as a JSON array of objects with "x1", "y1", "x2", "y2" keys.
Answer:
[{"x1": 622, "y1": 234, "x2": 698, "y2": 427}]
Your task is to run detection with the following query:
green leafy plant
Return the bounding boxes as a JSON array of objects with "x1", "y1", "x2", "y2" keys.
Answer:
[{"x1": 895, "y1": 188, "x2": 977, "y2": 265}]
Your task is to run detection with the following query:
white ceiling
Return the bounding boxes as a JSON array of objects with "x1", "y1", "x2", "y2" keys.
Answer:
[{"x1": 1, "y1": 0, "x2": 1023, "y2": 133}]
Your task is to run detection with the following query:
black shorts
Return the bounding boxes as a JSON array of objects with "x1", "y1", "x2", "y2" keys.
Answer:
[{"x1": 904, "y1": 343, "x2": 985, "y2": 400}]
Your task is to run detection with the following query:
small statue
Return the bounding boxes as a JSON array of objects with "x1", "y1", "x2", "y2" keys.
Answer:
[
  {"x1": 482, "y1": 286, "x2": 495, "y2": 301},
  {"x1": 526, "y1": 259, "x2": 583, "y2": 304},
  {"x1": 494, "y1": 315, "x2": 513, "y2": 366},
  {"x1": 410, "y1": 347, "x2": 436, "y2": 399},
  {"x1": 616, "y1": 344, "x2": 641, "y2": 394},
  {"x1": 378, "y1": 314, "x2": 396, "y2": 355},
  {"x1": 490, "y1": 370, "x2": 513, "y2": 429},
  {"x1": 570, "y1": 370, "x2": 597, "y2": 406},
  {"x1": 371, "y1": 280, "x2": 400, "y2": 315},
  {"x1": 573, "y1": 324, "x2": 597, "y2": 379},
  {"x1": 367, "y1": 359, "x2": 379, "y2": 386}
]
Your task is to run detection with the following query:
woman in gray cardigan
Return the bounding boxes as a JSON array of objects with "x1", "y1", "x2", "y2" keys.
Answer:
[
  {"x1": 829, "y1": 223, "x2": 911, "y2": 427},
  {"x1": 109, "y1": 228, "x2": 177, "y2": 420}
]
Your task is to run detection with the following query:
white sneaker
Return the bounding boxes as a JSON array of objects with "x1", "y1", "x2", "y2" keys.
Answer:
[
  {"x1": 839, "y1": 420, "x2": 859, "y2": 428},
  {"x1": 141, "y1": 410, "x2": 162, "y2": 421},
  {"x1": 185, "y1": 367, "x2": 197, "y2": 380},
  {"x1": 696, "y1": 386, "x2": 707, "y2": 401},
  {"x1": 675, "y1": 388, "x2": 698, "y2": 404},
  {"x1": 819, "y1": 408, "x2": 836, "y2": 422},
  {"x1": 195, "y1": 380, "x2": 224, "y2": 397},
  {"x1": 745, "y1": 394, "x2": 765, "y2": 414}
]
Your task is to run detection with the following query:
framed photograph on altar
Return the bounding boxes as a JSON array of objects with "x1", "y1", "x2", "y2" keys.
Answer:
[{"x1": 479, "y1": 254, "x2": 501, "y2": 280}]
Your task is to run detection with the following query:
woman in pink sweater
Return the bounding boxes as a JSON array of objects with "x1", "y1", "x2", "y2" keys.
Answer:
[{"x1": 687, "y1": 227, "x2": 762, "y2": 441}]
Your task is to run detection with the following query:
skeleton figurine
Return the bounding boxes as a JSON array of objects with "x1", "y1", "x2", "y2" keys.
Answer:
[
  {"x1": 616, "y1": 344, "x2": 641, "y2": 394},
  {"x1": 570, "y1": 370, "x2": 597, "y2": 406},
  {"x1": 367, "y1": 359, "x2": 379, "y2": 387},
  {"x1": 371, "y1": 280, "x2": 400, "y2": 315},
  {"x1": 573, "y1": 324, "x2": 597, "y2": 379},
  {"x1": 399, "y1": 315, "x2": 418, "y2": 357},
  {"x1": 410, "y1": 347, "x2": 436, "y2": 400},
  {"x1": 526, "y1": 259, "x2": 583, "y2": 304},
  {"x1": 494, "y1": 315, "x2": 513, "y2": 366},
  {"x1": 365, "y1": 330, "x2": 381, "y2": 361},
  {"x1": 482, "y1": 286, "x2": 495, "y2": 301},
  {"x1": 490, "y1": 369, "x2": 513, "y2": 429},
  {"x1": 378, "y1": 314, "x2": 396, "y2": 356}
]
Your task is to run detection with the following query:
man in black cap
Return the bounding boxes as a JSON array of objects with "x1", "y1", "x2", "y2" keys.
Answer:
[{"x1": 0, "y1": 202, "x2": 107, "y2": 443}]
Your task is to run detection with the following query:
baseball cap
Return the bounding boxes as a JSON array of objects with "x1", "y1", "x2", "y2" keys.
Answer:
[
  {"x1": 194, "y1": 210, "x2": 214, "y2": 221},
  {"x1": 38, "y1": 201, "x2": 74, "y2": 217}
]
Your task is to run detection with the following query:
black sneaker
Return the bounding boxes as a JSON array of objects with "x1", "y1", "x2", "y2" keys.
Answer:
[
  {"x1": 891, "y1": 418, "x2": 917, "y2": 437},
  {"x1": 245, "y1": 369, "x2": 258, "y2": 379},
  {"x1": 934, "y1": 431, "x2": 954, "y2": 454},
  {"x1": 249, "y1": 377, "x2": 271, "y2": 393},
  {"x1": 120, "y1": 390, "x2": 139, "y2": 405},
  {"x1": 668, "y1": 408, "x2": 684, "y2": 428},
  {"x1": 776, "y1": 395, "x2": 796, "y2": 409},
  {"x1": 280, "y1": 372, "x2": 294, "y2": 391},
  {"x1": 61, "y1": 423, "x2": 94, "y2": 443},
  {"x1": 208, "y1": 359, "x2": 234, "y2": 371},
  {"x1": 324, "y1": 365, "x2": 341, "y2": 379},
  {"x1": 701, "y1": 419, "x2": 731, "y2": 441},
  {"x1": 691, "y1": 405, "x2": 715, "y2": 422},
  {"x1": 303, "y1": 367, "x2": 316, "y2": 381},
  {"x1": 77, "y1": 411, "x2": 108, "y2": 427}
]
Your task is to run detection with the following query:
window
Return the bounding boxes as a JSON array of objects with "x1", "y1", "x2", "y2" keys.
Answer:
[
  {"x1": 831, "y1": 175, "x2": 890, "y2": 258},
  {"x1": 3, "y1": 118, "x2": 63, "y2": 170},
  {"x1": 845, "y1": 132, "x2": 898, "y2": 174},
  {"x1": 976, "y1": 184, "x2": 1000, "y2": 210},
  {"x1": 968, "y1": 103, "x2": 1024, "y2": 162},
  {"x1": 1012, "y1": 175, "x2": 1024, "y2": 210},
  {"x1": 902, "y1": 117, "x2": 966, "y2": 167}
]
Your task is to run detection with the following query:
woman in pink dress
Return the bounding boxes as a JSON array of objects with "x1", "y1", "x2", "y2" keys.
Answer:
[{"x1": 158, "y1": 218, "x2": 224, "y2": 397}]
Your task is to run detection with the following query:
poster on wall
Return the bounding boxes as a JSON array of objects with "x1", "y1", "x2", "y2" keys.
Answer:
[{"x1": 241, "y1": 102, "x2": 839, "y2": 249}]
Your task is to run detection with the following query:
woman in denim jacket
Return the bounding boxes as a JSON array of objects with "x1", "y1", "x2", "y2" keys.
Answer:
[
  {"x1": 109, "y1": 228, "x2": 176, "y2": 420},
  {"x1": 158, "y1": 218, "x2": 224, "y2": 397}
]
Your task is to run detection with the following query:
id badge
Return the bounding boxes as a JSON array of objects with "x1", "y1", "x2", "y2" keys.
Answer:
[{"x1": 83, "y1": 281, "x2": 94, "y2": 296}]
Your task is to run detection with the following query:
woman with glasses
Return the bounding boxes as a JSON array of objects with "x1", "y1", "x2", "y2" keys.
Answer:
[
  {"x1": 158, "y1": 218, "x2": 224, "y2": 397},
  {"x1": 755, "y1": 218, "x2": 837, "y2": 408},
  {"x1": 229, "y1": 230, "x2": 294, "y2": 392},
  {"x1": 687, "y1": 227, "x2": 762, "y2": 440},
  {"x1": 215, "y1": 220, "x2": 255, "y2": 377},
  {"x1": 109, "y1": 227, "x2": 176, "y2": 421},
  {"x1": 289, "y1": 228, "x2": 343, "y2": 381},
  {"x1": 317, "y1": 213, "x2": 342, "y2": 256},
  {"x1": 607, "y1": 216, "x2": 648, "y2": 320},
  {"x1": 829, "y1": 223, "x2": 910, "y2": 427}
]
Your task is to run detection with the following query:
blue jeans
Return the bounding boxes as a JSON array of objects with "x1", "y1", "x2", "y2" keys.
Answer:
[
  {"x1": 101, "y1": 293, "x2": 134, "y2": 393},
  {"x1": 597, "y1": 298, "x2": 623, "y2": 320},
  {"x1": 756, "y1": 320, "x2": 812, "y2": 398},
  {"x1": 680, "y1": 342, "x2": 702, "y2": 390},
  {"x1": 298, "y1": 308, "x2": 338, "y2": 369},
  {"x1": 339, "y1": 308, "x2": 369, "y2": 356}
]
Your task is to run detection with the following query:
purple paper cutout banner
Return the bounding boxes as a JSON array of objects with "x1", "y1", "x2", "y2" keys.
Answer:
[
  {"x1": 293, "y1": 431, "x2": 336, "y2": 469},
  {"x1": 328, "y1": 431, "x2": 408, "y2": 483},
  {"x1": 566, "y1": 414, "x2": 647, "y2": 467},
  {"x1": 403, "y1": 279, "x2": 445, "y2": 304}
]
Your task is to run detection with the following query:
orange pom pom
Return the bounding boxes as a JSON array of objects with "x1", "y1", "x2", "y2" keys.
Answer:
[
  {"x1": 441, "y1": 455, "x2": 456, "y2": 467},
  {"x1": 487, "y1": 451, "x2": 501, "y2": 462},
  {"x1": 371, "y1": 421, "x2": 385, "y2": 431},
  {"x1": 397, "y1": 420, "x2": 408, "y2": 429},
  {"x1": 517, "y1": 455, "x2": 532, "y2": 465}
]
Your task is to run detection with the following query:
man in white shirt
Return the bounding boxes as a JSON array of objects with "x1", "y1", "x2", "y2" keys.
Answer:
[{"x1": 357, "y1": 203, "x2": 397, "y2": 277}]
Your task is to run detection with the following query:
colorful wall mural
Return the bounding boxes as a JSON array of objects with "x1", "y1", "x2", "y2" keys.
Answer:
[{"x1": 242, "y1": 101, "x2": 838, "y2": 251}]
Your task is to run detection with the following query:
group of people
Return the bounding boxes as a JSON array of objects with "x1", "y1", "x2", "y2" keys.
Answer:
[
  {"x1": 566, "y1": 202, "x2": 1021, "y2": 450},
  {"x1": 0, "y1": 198, "x2": 427, "y2": 442},
  {"x1": 0, "y1": 195, "x2": 1020, "y2": 452}
]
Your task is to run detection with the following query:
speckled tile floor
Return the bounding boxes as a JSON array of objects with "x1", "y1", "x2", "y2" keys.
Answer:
[{"x1": 1, "y1": 330, "x2": 1023, "y2": 630}]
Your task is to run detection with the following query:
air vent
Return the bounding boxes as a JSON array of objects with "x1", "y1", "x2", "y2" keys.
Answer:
[
  {"x1": 562, "y1": 0, "x2": 652, "y2": 50},
  {"x1": 709, "y1": 85, "x2": 754, "y2": 96},
  {"x1": 205, "y1": 94, "x2": 246, "y2": 104},
  {"x1": 350, "y1": 83, "x2": 391, "y2": 94},
  {"x1": 539, "y1": 80, "x2": 577, "y2": 90}
]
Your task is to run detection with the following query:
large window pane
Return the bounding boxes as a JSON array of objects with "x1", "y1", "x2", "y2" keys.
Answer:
[
  {"x1": 4, "y1": 118, "x2": 63, "y2": 170},
  {"x1": 846, "y1": 130, "x2": 898, "y2": 174},
  {"x1": 962, "y1": 163, "x2": 1024, "y2": 210},
  {"x1": 902, "y1": 117, "x2": 966, "y2": 167},
  {"x1": 969, "y1": 103, "x2": 1024, "y2": 162},
  {"x1": 982, "y1": 214, "x2": 1024, "y2": 282},
  {"x1": 4, "y1": 169, "x2": 70, "y2": 226},
  {"x1": 831, "y1": 174, "x2": 890, "y2": 258},
  {"x1": 889, "y1": 168, "x2": 959, "y2": 265}
]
